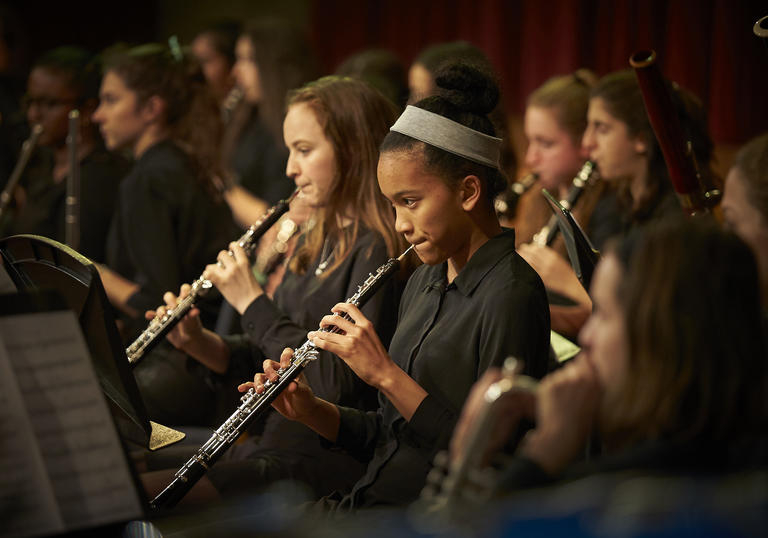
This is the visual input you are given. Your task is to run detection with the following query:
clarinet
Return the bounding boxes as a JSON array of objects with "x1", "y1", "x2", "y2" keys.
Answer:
[
  {"x1": 532, "y1": 160, "x2": 597, "y2": 246},
  {"x1": 494, "y1": 172, "x2": 537, "y2": 220},
  {"x1": 0, "y1": 124, "x2": 44, "y2": 225},
  {"x1": 150, "y1": 244, "x2": 413, "y2": 511},
  {"x1": 125, "y1": 189, "x2": 298, "y2": 366}
]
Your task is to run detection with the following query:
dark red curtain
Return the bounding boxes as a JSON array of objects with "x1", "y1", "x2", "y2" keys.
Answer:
[{"x1": 310, "y1": 0, "x2": 768, "y2": 144}]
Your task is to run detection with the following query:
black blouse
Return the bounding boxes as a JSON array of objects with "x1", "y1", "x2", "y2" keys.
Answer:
[
  {"x1": 329, "y1": 228, "x2": 551, "y2": 510},
  {"x1": 106, "y1": 140, "x2": 236, "y2": 330},
  {"x1": 229, "y1": 110, "x2": 293, "y2": 204}
]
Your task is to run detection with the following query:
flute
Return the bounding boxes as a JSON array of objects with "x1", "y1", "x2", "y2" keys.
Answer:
[
  {"x1": 125, "y1": 189, "x2": 298, "y2": 366},
  {"x1": 532, "y1": 160, "x2": 597, "y2": 246},
  {"x1": 0, "y1": 124, "x2": 44, "y2": 224},
  {"x1": 150, "y1": 245, "x2": 413, "y2": 511}
]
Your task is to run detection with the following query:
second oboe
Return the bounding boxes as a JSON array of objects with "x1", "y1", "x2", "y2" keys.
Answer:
[
  {"x1": 125, "y1": 189, "x2": 298, "y2": 366},
  {"x1": 150, "y1": 245, "x2": 413, "y2": 511}
]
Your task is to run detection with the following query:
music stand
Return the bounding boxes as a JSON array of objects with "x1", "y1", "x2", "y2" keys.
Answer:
[
  {"x1": 0, "y1": 234, "x2": 183, "y2": 450},
  {"x1": 540, "y1": 189, "x2": 601, "y2": 292}
]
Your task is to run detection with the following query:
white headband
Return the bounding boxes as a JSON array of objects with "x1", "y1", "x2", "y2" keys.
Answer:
[{"x1": 389, "y1": 105, "x2": 502, "y2": 169}]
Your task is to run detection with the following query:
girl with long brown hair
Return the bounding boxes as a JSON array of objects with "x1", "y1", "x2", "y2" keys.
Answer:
[{"x1": 149, "y1": 76, "x2": 409, "y2": 499}]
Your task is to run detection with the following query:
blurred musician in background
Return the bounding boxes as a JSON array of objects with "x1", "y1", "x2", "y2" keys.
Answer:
[
  {"x1": 722, "y1": 132, "x2": 768, "y2": 311},
  {"x1": 190, "y1": 20, "x2": 241, "y2": 111},
  {"x1": 5, "y1": 46, "x2": 127, "y2": 261},
  {"x1": 515, "y1": 71, "x2": 621, "y2": 339},
  {"x1": 218, "y1": 19, "x2": 317, "y2": 229},
  {"x1": 93, "y1": 43, "x2": 237, "y2": 426}
]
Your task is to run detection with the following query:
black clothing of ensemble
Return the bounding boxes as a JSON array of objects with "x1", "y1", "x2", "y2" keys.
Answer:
[
  {"x1": 207, "y1": 228, "x2": 403, "y2": 498},
  {"x1": 8, "y1": 145, "x2": 128, "y2": 261},
  {"x1": 106, "y1": 139, "x2": 236, "y2": 425},
  {"x1": 325, "y1": 228, "x2": 550, "y2": 511},
  {"x1": 106, "y1": 139, "x2": 236, "y2": 330},
  {"x1": 493, "y1": 435, "x2": 768, "y2": 494},
  {"x1": 229, "y1": 109, "x2": 292, "y2": 204}
]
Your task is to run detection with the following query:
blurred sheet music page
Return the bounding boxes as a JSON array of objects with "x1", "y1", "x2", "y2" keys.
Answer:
[{"x1": 0, "y1": 310, "x2": 143, "y2": 537}]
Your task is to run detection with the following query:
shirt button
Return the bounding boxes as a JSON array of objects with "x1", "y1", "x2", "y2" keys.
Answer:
[{"x1": 247, "y1": 323, "x2": 254, "y2": 330}]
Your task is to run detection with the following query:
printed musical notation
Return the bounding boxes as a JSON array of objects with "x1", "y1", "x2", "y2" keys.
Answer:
[{"x1": 0, "y1": 311, "x2": 143, "y2": 537}]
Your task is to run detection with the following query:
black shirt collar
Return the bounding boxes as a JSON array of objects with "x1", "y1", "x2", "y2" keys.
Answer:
[{"x1": 422, "y1": 228, "x2": 516, "y2": 296}]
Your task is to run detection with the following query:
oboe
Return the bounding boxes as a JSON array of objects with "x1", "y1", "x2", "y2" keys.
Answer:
[
  {"x1": 125, "y1": 189, "x2": 298, "y2": 366},
  {"x1": 0, "y1": 124, "x2": 43, "y2": 224},
  {"x1": 532, "y1": 160, "x2": 597, "y2": 246},
  {"x1": 150, "y1": 245, "x2": 413, "y2": 511}
]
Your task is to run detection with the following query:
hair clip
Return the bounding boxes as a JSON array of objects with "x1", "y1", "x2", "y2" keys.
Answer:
[{"x1": 168, "y1": 35, "x2": 183, "y2": 63}]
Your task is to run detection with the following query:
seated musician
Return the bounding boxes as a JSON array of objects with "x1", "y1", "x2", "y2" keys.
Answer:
[{"x1": 245, "y1": 64, "x2": 551, "y2": 512}]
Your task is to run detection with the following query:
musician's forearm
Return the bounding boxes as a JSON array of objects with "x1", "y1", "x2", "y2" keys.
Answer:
[
  {"x1": 96, "y1": 263, "x2": 140, "y2": 317},
  {"x1": 300, "y1": 397, "x2": 341, "y2": 443},
  {"x1": 182, "y1": 328, "x2": 230, "y2": 374}
]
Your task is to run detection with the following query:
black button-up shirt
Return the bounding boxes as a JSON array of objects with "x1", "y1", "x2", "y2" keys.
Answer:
[{"x1": 331, "y1": 228, "x2": 550, "y2": 510}]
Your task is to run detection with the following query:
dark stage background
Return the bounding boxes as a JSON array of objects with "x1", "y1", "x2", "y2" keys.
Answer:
[{"x1": 3, "y1": 0, "x2": 766, "y2": 160}]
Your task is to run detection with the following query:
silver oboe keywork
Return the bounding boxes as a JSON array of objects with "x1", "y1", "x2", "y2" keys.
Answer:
[
  {"x1": 150, "y1": 245, "x2": 413, "y2": 511},
  {"x1": 125, "y1": 189, "x2": 298, "y2": 366}
]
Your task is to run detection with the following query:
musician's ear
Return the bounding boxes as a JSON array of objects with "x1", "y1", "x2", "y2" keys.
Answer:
[
  {"x1": 459, "y1": 174, "x2": 482, "y2": 211},
  {"x1": 140, "y1": 95, "x2": 166, "y2": 124}
]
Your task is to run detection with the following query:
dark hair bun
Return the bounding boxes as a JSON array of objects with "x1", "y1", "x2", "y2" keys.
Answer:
[{"x1": 434, "y1": 63, "x2": 499, "y2": 115}]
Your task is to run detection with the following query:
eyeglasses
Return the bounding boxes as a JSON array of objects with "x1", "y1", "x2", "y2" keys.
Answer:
[{"x1": 22, "y1": 94, "x2": 78, "y2": 111}]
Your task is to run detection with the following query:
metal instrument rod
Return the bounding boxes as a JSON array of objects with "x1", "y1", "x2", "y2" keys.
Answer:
[
  {"x1": 0, "y1": 124, "x2": 43, "y2": 222},
  {"x1": 66, "y1": 110, "x2": 81, "y2": 251}
]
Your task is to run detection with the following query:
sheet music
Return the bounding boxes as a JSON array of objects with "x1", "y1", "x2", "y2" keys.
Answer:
[
  {"x1": 0, "y1": 311, "x2": 143, "y2": 536},
  {"x1": 0, "y1": 339, "x2": 64, "y2": 537}
]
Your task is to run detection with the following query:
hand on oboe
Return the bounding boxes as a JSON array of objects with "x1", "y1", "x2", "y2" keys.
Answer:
[
  {"x1": 238, "y1": 348, "x2": 318, "y2": 422},
  {"x1": 310, "y1": 302, "x2": 428, "y2": 422},
  {"x1": 203, "y1": 241, "x2": 264, "y2": 315},
  {"x1": 309, "y1": 303, "x2": 393, "y2": 389},
  {"x1": 145, "y1": 283, "x2": 202, "y2": 352}
]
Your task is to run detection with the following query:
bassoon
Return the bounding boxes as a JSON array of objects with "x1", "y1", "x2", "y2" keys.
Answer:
[{"x1": 630, "y1": 49, "x2": 720, "y2": 216}]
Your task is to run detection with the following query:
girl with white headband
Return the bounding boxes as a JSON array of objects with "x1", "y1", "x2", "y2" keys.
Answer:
[{"x1": 244, "y1": 63, "x2": 551, "y2": 511}]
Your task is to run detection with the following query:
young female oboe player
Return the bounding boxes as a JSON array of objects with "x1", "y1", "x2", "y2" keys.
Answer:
[
  {"x1": 149, "y1": 76, "x2": 409, "y2": 499},
  {"x1": 248, "y1": 64, "x2": 551, "y2": 511}
]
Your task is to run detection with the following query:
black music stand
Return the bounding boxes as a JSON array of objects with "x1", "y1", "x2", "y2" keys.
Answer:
[
  {"x1": 541, "y1": 189, "x2": 600, "y2": 292},
  {"x1": 0, "y1": 234, "x2": 183, "y2": 450}
]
